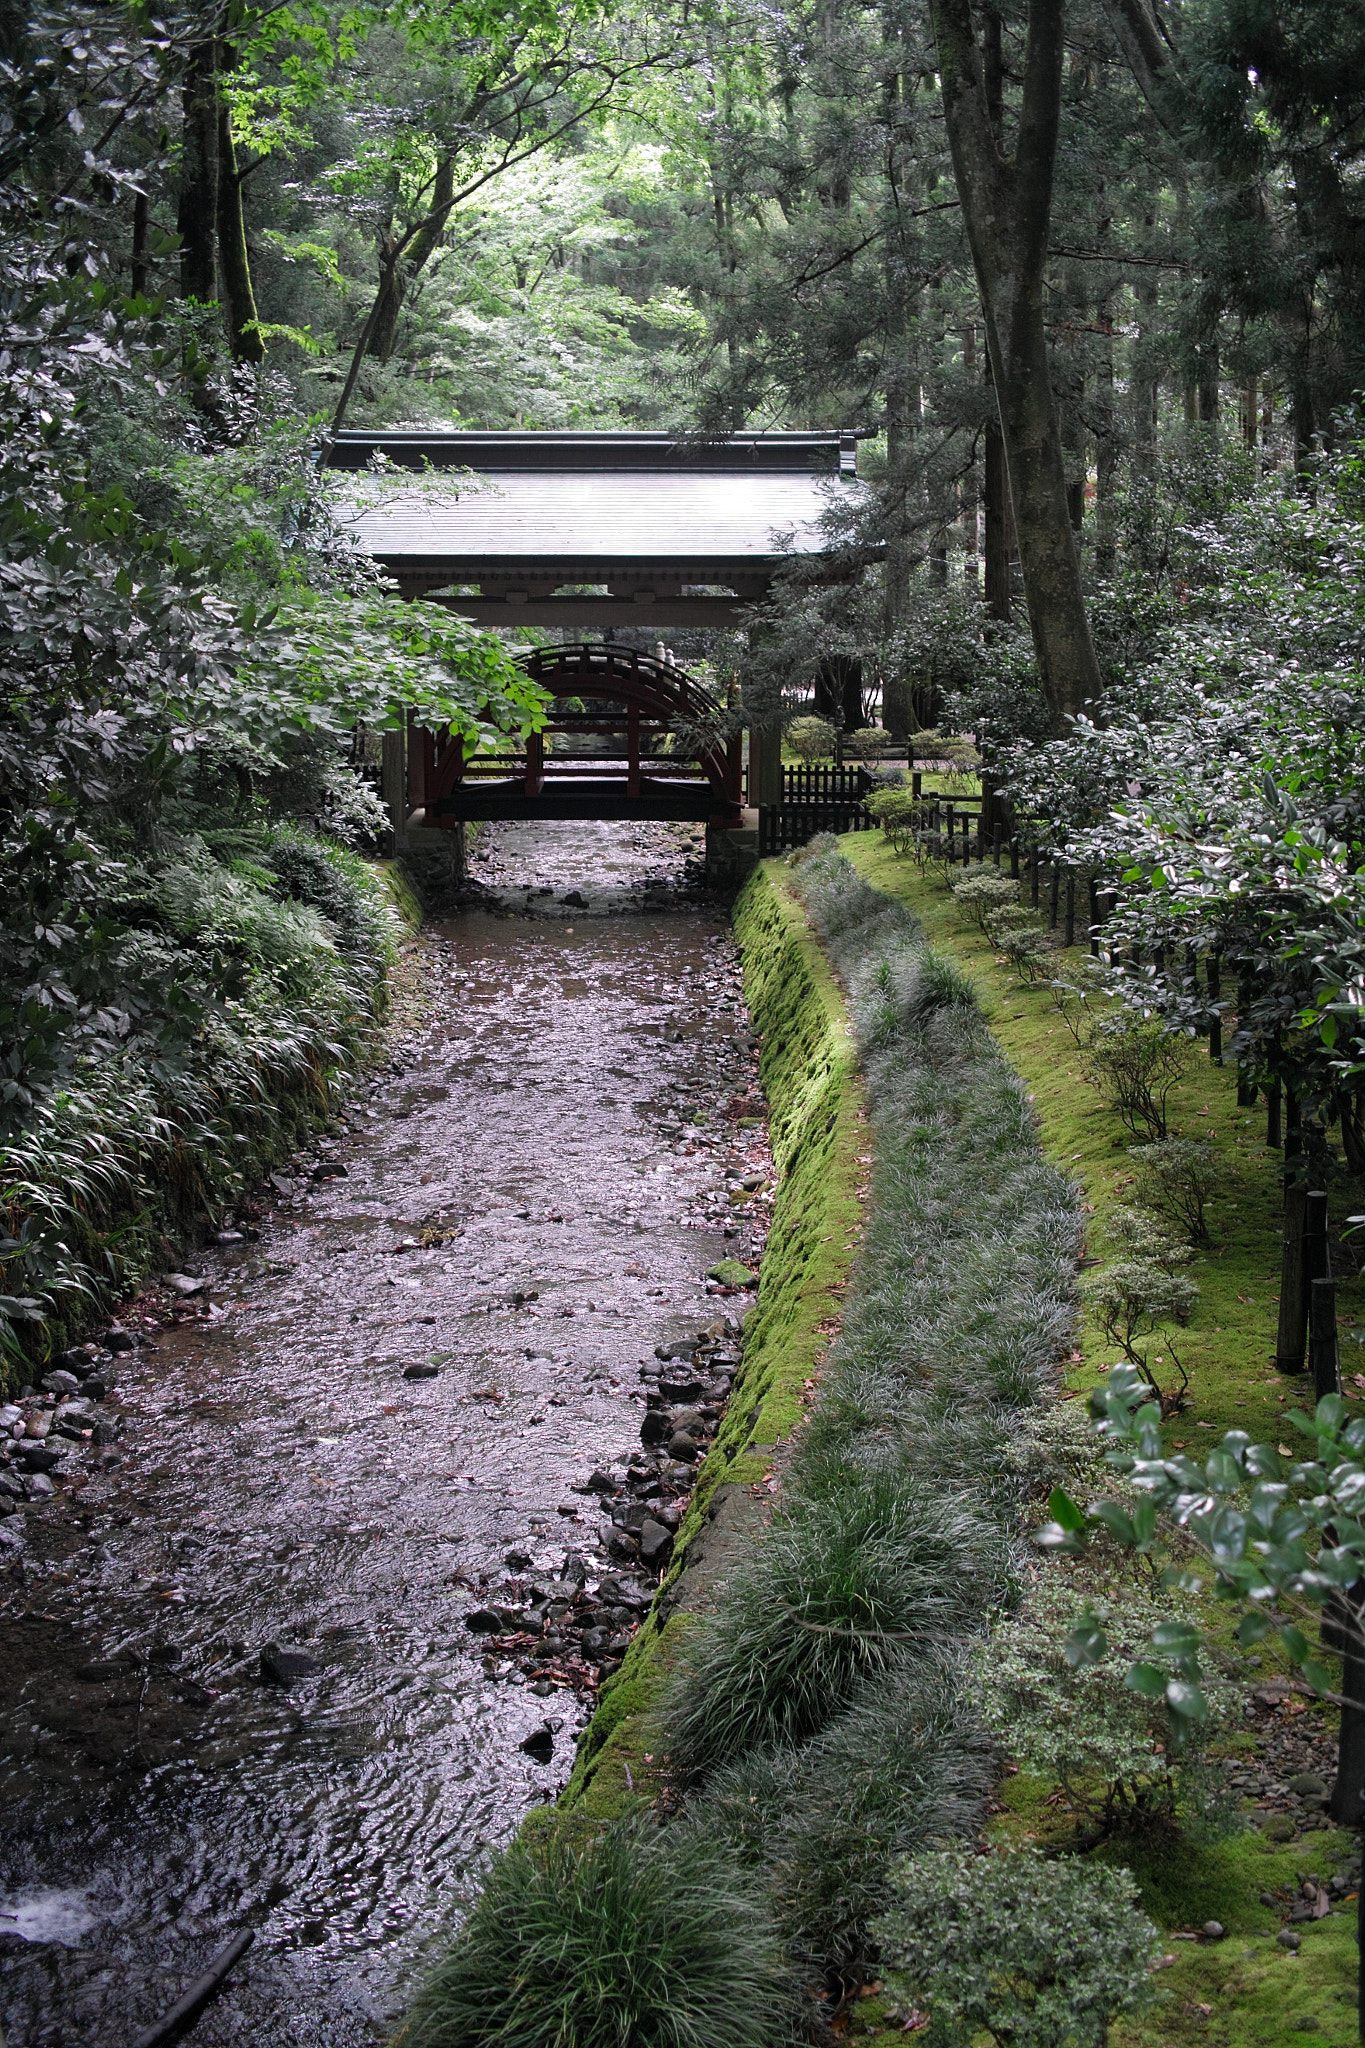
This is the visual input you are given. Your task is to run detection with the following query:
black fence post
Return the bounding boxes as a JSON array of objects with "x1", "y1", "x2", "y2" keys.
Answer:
[
  {"x1": 1311, "y1": 1275, "x2": 1341, "y2": 1402},
  {"x1": 1276, "y1": 1182, "x2": 1309, "y2": 1374},
  {"x1": 1267, "y1": 1082, "x2": 1283, "y2": 1149},
  {"x1": 1088, "y1": 877, "x2": 1099, "y2": 957},
  {"x1": 1030, "y1": 846, "x2": 1040, "y2": 907},
  {"x1": 1048, "y1": 865, "x2": 1059, "y2": 930},
  {"x1": 1064, "y1": 872, "x2": 1076, "y2": 948}
]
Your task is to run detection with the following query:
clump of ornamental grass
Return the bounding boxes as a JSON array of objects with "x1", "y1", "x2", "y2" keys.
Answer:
[
  {"x1": 402, "y1": 1813, "x2": 795, "y2": 2048},
  {"x1": 700, "y1": 1652, "x2": 995, "y2": 1971},
  {"x1": 659, "y1": 1476, "x2": 1010, "y2": 1780}
]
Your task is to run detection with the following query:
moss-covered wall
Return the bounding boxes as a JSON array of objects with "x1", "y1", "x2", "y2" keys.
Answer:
[{"x1": 558, "y1": 864, "x2": 867, "y2": 1813}]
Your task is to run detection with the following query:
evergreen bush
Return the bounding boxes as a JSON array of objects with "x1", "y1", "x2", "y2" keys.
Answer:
[{"x1": 872, "y1": 1846, "x2": 1160, "y2": 2047}]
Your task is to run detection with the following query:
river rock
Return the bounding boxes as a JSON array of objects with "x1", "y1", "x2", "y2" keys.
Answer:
[
  {"x1": 25, "y1": 1473, "x2": 56, "y2": 1498},
  {"x1": 403, "y1": 1361, "x2": 441, "y2": 1380},
  {"x1": 1276, "y1": 1929, "x2": 1302, "y2": 1951},
  {"x1": 639, "y1": 1409, "x2": 669, "y2": 1446},
  {"x1": 0, "y1": 1523, "x2": 24, "y2": 1549},
  {"x1": 638, "y1": 1520, "x2": 674, "y2": 1564},
  {"x1": 260, "y1": 1642, "x2": 320, "y2": 1685},
  {"x1": 163, "y1": 1272, "x2": 208, "y2": 1297},
  {"x1": 705, "y1": 1258, "x2": 757, "y2": 1287},
  {"x1": 103, "y1": 1326, "x2": 138, "y2": 1354},
  {"x1": 519, "y1": 1724, "x2": 555, "y2": 1760},
  {"x1": 654, "y1": 1338, "x2": 697, "y2": 1362},
  {"x1": 464, "y1": 1606, "x2": 523, "y2": 1635},
  {"x1": 659, "y1": 1375, "x2": 705, "y2": 1401},
  {"x1": 580, "y1": 1626, "x2": 613, "y2": 1659},
  {"x1": 19, "y1": 1443, "x2": 62, "y2": 1474},
  {"x1": 1202, "y1": 1921, "x2": 1225, "y2": 1941},
  {"x1": 666, "y1": 1433, "x2": 699, "y2": 1463},
  {"x1": 41, "y1": 1370, "x2": 80, "y2": 1397}
]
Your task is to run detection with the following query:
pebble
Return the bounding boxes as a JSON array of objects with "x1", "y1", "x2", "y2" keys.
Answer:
[
  {"x1": 260, "y1": 1642, "x2": 320, "y2": 1685},
  {"x1": 1277, "y1": 1929, "x2": 1302, "y2": 1951},
  {"x1": 1202, "y1": 1921, "x2": 1225, "y2": 1941},
  {"x1": 103, "y1": 1326, "x2": 138, "y2": 1353},
  {"x1": 403, "y1": 1361, "x2": 441, "y2": 1380}
]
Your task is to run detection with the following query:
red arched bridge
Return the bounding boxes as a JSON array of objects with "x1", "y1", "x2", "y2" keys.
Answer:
[{"x1": 414, "y1": 643, "x2": 744, "y2": 830}]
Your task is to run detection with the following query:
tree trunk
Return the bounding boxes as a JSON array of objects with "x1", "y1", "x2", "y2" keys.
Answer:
[
  {"x1": 216, "y1": 51, "x2": 264, "y2": 363},
  {"x1": 983, "y1": 408, "x2": 1012, "y2": 622},
  {"x1": 368, "y1": 155, "x2": 457, "y2": 361},
  {"x1": 1331, "y1": 1620, "x2": 1365, "y2": 1828},
  {"x1": 131, "y1": 187, "x2": 149, "y2": 297},
  {"x1": 177, "y1": 40, "x2": 219, "y2": 302},
  {"x1": 1094, "y1": 303, "x2": 1117, "y2": 573},
  {"x1": 930, "y1": 0, "x2": 1103, "y2": 730}
]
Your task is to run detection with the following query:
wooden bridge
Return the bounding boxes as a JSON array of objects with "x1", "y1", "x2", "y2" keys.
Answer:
[{"x1": 413, "y1": 644, "x2": 745, "y2": 829}]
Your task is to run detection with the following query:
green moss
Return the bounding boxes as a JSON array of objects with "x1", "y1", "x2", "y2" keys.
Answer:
[{"x1": 558, "y1": 866, "x2": 866, "y2": 1814}]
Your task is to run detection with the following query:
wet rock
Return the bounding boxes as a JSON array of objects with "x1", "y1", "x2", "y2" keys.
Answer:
[
  {"x1": 403, "y1": 1361, "x2": 441, "y2": 1380},
  {"x1": 0, "y1": 1522, "x2": 23, "y2": 1549},
  {"x1": 91, "y1": 1419, "x2": 120, "y2": 1445},
  {"x1": 519, "y1": 1724, "x2": 555, "y2": 1761},
  {"x1": 25, "y1": 1473, "x2": 57, "y2": 1498},
  {"x1": 666, "y1": 1433, "x2": 699, "y2": 1463},
  {"x1": 639, "y1": 1519, "x2": 674, "y2": 1565},
  {"x1": 560, "y1": 890, "x2": 588, "y2": 908},
  {"x1": 608, "y1": 1532, "x2": 640, "y2": 1562},
  {"x1": 639, "y1": 1409, "x2": 669, "y2": 1447},
  {"x1": 654, "y1": 1339, "x2": 697, "y2": 1363},
  {"x1": 260, "y1": 1642, "x2": 320, "y2": 1686},
  {"x1": 0, "y1": 1472, "x2": 23, "y2": 1501},
  {"x1": 464, "y1": 1606, "x2": 523, "y2": 1635},
  {"x1": 212, "y1": 1230, "x2": 245, "y2": 1245},
  {"x1": 103, "y1": 1327, "x2": 138, "y2": 1354},
  {"x1": 581, "y1": 1626, "x2": 613, "y2": 1659},
  {"x1": 659, "y1": 1375, "x2": 705, "y2": 1402},
  {"x1": 577, "y1": 1469, "x2": 617, "y2": 1496},
  {"x1": 41, "y1": 1370, "x2": 81, "y2": 1397},
  {"x1": 77, "y1": 1661, "x2": 129, "y2": 1683},
  {"x1": 18, "y1": 1443, "x2": 63, "y2": 1474},
  {"x1": 313, "y1": 1160, "x2": 348, "y2": 1181},
  {"x1": 163, "y1": 1272, "x2": 208, "y2": 1297},
  {"x1": 705, "y1": 1259, "x2": 756, "y2": 1287},
  {"x1": 61, "y1": 1345, "x2": 101, "y2": 1374},
  {"x1": 505, "y1": 1548, "x2": 533, "y2": 1570}
]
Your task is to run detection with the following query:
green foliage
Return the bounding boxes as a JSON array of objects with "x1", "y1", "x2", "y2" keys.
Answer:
[
  {"x1": 1082, "y1": 1015, "x2": 1189, "y2": 1143},
  {"x1": 783, "y1": 715, "x2": 836, "y2": 761},
  {"x1": 948, "y1": 868, "x2": 1022, "y2": 930},
  {"x1": 1086, "y1": 1260, "x2": 1200, "y2": 1416},
  {"x1": 660, "y1": 1476, "x2": 1011, "y2": 1779},
  {"x1": 872, "y1": 1846, "x2": 1161, "y2": 2048},
  {"x1": 403, "y1": 1814, "x2": 796, "y2": 2048},
  {"x1": 972, "y1": 1575, "x2": 1236, "y2": 1834},
  {"x1": 1127, "y1": 1139, "x2": 1225, "y2": 1248}
]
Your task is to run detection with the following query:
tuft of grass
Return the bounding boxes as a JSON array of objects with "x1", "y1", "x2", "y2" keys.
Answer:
[
  {"x1": 659, "y1": 1476, "x2": 1011, "y2": 1781},
  {"x1": 401, "y1": 1813, "x2": 796, "y2": 2048}
]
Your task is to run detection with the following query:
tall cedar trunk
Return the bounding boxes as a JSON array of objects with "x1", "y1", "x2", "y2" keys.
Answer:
[
  {"x1": 1094, "y1": 303, "x2": 1117, "y2": 572},
  {"x1": 930, "y1": 0, "x2": 1102, "y2": 730},
  {"x1": 177, "y1": 40, "x2": 219, "y2": 301},
  {"x1": 216, "y1": 61, "x2": 265, "y2": 364},
  {"x1": 368, "y1": 155, "x2": 457, "y2": 361},
  {"x1": 983, "y1": 407, "x2": 1012, "y2": 621},
  {"x1": 131, "y1": 187, "x2": 149, "y2": 296},
  {"x1": 961, "y1": 323, "x2": 981, "y2": 597}
]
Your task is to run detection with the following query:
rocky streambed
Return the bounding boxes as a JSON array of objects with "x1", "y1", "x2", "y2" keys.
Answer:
[{"x1": 0, "y1": 821, "x2": 771, "y2": 2048}]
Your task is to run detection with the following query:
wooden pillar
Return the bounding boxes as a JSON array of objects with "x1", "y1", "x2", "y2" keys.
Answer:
[
  {"x1": 627, "y1": 704, "x2": 641, "y2": 799},
  {"x1": 382, "y1": 726, "x2": 405, "y2": 844}
]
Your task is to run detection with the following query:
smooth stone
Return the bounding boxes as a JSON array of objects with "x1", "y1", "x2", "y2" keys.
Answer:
[
  {"x1": 103, "y1": 1327, "x2": 138, "y2": 1353},
  {"x1": 19, "y1": 1444, "x2": 62, "y2": 1474},
  {"x1": 25, "y1": 1474, "x2": 57, "y2": 1498},
  {"x1": 313, "y1": 1161, "x2": 348, "y2": 1180},
  {"x1": 705, "y1": 1259, "x2": 756, "y2": 1287},
  {"x1": 519, "y1": 1725, "x2": 555, "y2": 1759},
  {"x1": 0, "y1": 1523, "x2": 24, "y2": 1548},
  {"x1": 1202, "y1": 1921, "x2": 1225, "y2": 1940},
  {"x1": 260, "y1": 1642, "x2": 320, "y2": 1685},
  {"x1": 403, "y1": 1361, "x2": 440, "y2": 1380},
  {"x1": 639, "y1": 1519, "x2": 674, "y2": 1564},
  {"x1": 665, "y1": 1433, "x2": 698, "y2": 1463},
  {"x1": 212, "y1": 1230, "x2": 245, "y2": 1245},
  {"x1": 1276, "y1": 1929, "x2": 1302, "y2": 1951},
  {"x1": 580, "y1": 1469, "x2": 616, "y2": 1496},
  {"x1": 163, "y1": 1272, "x2": 208, "y2": 1297},
  {"x1": 41, "y1": 1370, "x2": 80, "y2": 1396},
  {"x1": 639, "y1": 1409, "x2": 668, "y2": 1446}
]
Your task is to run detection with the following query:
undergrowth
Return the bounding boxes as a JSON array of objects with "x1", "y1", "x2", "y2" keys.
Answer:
[{"x1": 0, "y1": 825, "x2": 401, "y2": 1386}]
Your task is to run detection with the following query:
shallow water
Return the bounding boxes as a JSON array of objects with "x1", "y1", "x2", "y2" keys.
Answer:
[{"x1": 0, "y1": 822, "x2": 766, "y2": 2047}]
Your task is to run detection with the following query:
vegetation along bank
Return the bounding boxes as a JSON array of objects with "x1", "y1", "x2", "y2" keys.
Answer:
[{"x1": 401, "y1": 841, "x2": 1101, "y2": 2045}]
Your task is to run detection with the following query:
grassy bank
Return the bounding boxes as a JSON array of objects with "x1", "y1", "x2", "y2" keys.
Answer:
[
  {"x1": 402, "y1": 844, "x2": 1086, "y2": 2044},
  {"x1": 0, "y1": 833, "x2": 410, "y2": 1393},
  {"x1": 840, "y1": 831, "x2": 1362, "y2": 2048}
]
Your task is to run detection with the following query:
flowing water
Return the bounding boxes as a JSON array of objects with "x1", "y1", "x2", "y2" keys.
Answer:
[{"x1": 0, "y1": 822, "x2": 768, "y2": 2048}]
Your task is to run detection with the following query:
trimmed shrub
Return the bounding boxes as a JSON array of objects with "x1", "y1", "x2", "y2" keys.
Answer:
[
  {"x1": 403, "y1": 1814, "x2": 795, "y2": 2048},
  {"x1": 970, "y1": 1577, "x2": 1238, "y2": 1835},
  {"x1": 1083, "y1": 1013, "x2": 1189, "y2": 1141},
  {"x1": 949, "y1": 867, "x2": 1020, "y2": 929},
  {"x1": 785, "y1": 715, "x2": 837, "y2": 761},
  {"x1": 872, "y1": 1846, "x2": 1160, "y2": 2047},
  {"x1": 1127, "y1": 1138, "x2": 1225, "y2": 1246}
]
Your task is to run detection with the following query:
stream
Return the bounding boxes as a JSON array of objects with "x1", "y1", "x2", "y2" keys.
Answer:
[{"x1": 0, "y1": 821, "x2": 771, "y2": 2048}]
